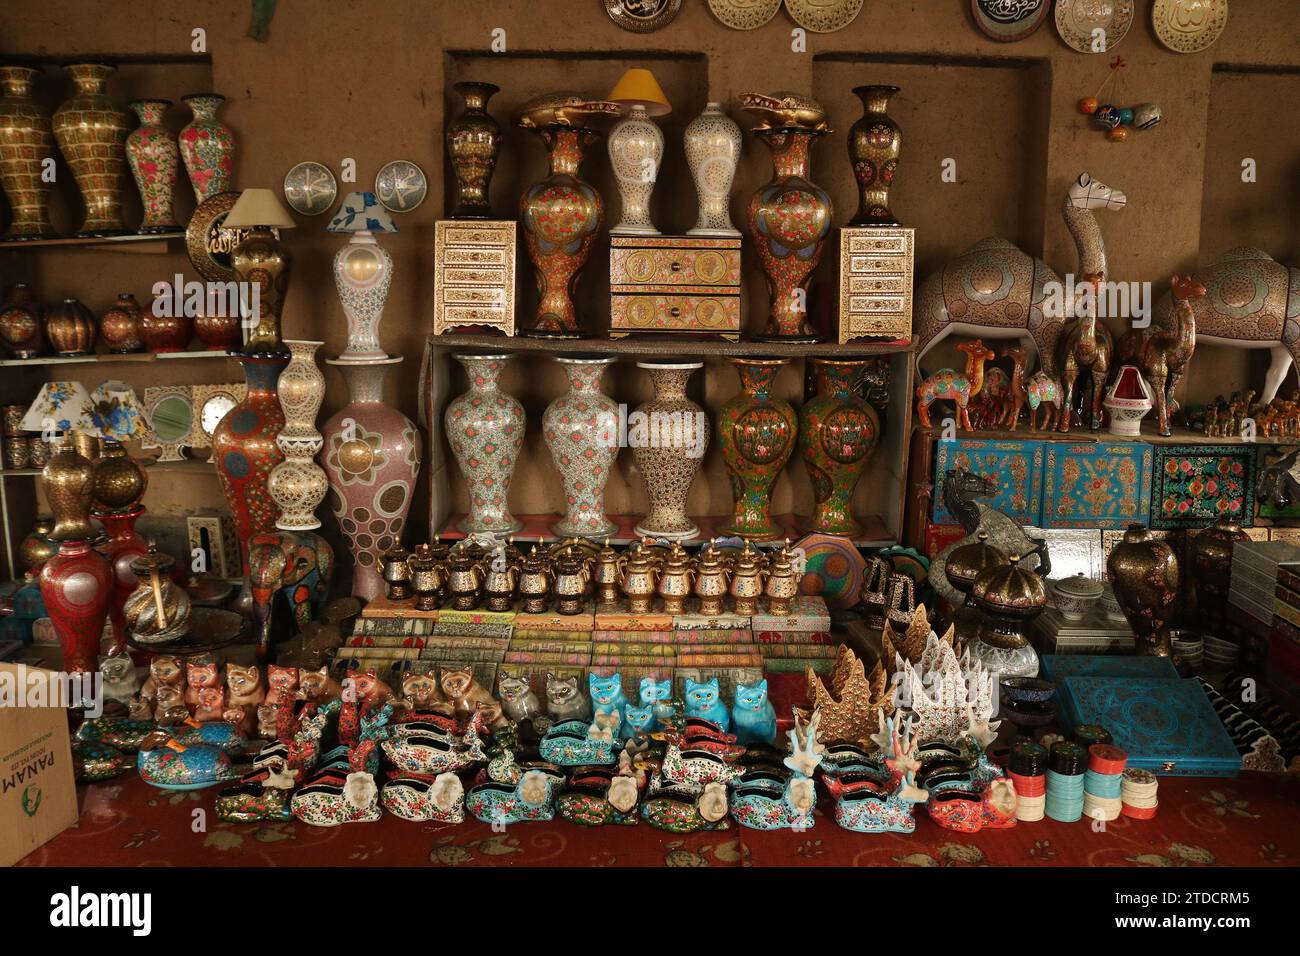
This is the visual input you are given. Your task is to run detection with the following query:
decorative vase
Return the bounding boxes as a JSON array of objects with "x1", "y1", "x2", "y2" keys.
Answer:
[
  {"x1": 231, "y1": 227, "x2": 292, "y2": 354},
  {"x1": 125, "y1": 98, "x2": 179, "y2": 234},
  {"x1": 328, "y1": 191, "x2": 397, "y2": 361},
  {"x1": 0, "y1": 282, "x2": 45, "y2": 357},
  {"x1": 98, "y1": 292, "x2": 144, "y2": 353},
  {"x1": 1190, "y1": 516, "x2": 1250, "y2": 627},
  {"x1": 139, "y1": 301, "x2": 192, "y2": 352},
  {"x1": 0, "y1": 66, "x2": 57, "y2": 240},
  {"x1": 746, "y1": 126, "x2": 832, "y2": 341},
  {"x1": 847, "y1": 85, "x2": 902, "y2": 226},
  {"x1": 267, "y1": 340, "x2": 328, "y2": 531},
  {"x1": 1106, "y1": 523, "x2": 1179, "y2": 657},
  {"x1": 213, "y1": 352, "x2": 288, "y2": 574},
  {"x1": 520, "y1": 125, "x2": 604, "y2": 337},
  {"x1": 685, "y1": 102, "x2": 742, "y2": 237},
  {"x1": 632, "y1": 361, "x2": 708, "y2": 540},
  {"x1": 799, "y1": 358, "x2": 880, "y2": 536},
  {"x1": 543, "y1": 355, "x2": 618, "y2": 537},
  {"x1": 93, "y1": 505, "x2": 147, "y2": 655},
  {"x1": 20, "y1": 516, "x2": 58, "y2": 573},
  {"x1": 193, "y1": 306, "x2": 240, "y2": 350},
  {"x1": 718, "y1": 358, "x2": 796, "y2": 540},
  {"x1": 45, "y1": 297, "x2": 97, "y2": 355},
  {"x1": 608, "y1": 105, "x2": 663, "y2": 236},
  {"x1": 447, "y1": 81, "x2": 501, "y2": 219},
  {"x1": 321, "y1": 356, "x2": 420, "y2": 602},
  {"x1": 51, "y1": 63, "x2": 130, "y2": 237},
  {"x1": 445, "y1": 353, "x2": 524, "y2": 534},
  {"x1": 91, "y1": 440, "x2": 147, "y2": 514},
  {"x1": 969, "y1": 553, "x2": 1045, "y2": 678},
  {"x1": 178, "y1": 93, "x2": 233, "y2": 203}
]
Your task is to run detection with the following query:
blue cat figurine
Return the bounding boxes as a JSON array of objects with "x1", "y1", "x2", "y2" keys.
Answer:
[
  {"x1": 640, "y1": 677, "x2": 674, "y2": 724},
  {"x1": 622, "y1": 702, "x2": 657, "y2": 739},
  {"x1": 684, "y1": 677, "x2": 730, "y2": 732},
  {"x1": 731, "y1": 679, "x2": 777, "y2": 745},
  {"x1": 588, "y1": 673, "x2": 627, "y2": 738}
]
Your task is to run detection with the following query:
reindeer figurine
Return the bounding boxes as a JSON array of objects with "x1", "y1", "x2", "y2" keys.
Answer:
[
  {"x1": 826, "y1": 714, "x2": 929, "y2": 834},
  {"x1": 1057, "y1": 271, "x2": 1112, "y2": 431},
  {"x1": 729, "y1": 710, "x2": 824, "y2": 831},
  {"x1": 915, "y1": 339, "x2": 996, "y2": 430},
  {"x1": 1116, "y1": 274, "x2": 1206, "y2": 436}
]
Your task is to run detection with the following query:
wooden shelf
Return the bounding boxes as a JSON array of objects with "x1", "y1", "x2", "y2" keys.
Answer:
[
  {"x1": 913, "y1": 423, "x2": 1298, "y2": 447},
  {"x1": 427, "y1": 332, "x2": 913, "y2": 358},
  {"x1": 0, "y1": 350, "x2": 233, "y2": 368},
  {"x1": 2, "y1": 457, "x2": 215, "y2": 478},
  {"x1": 0, "y1": 231, "x2": 184, "y2": 252}
]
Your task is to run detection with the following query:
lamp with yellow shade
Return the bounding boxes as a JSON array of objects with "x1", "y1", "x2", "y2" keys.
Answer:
[
  {"x1": 327, "y1": 191, "x2": 399, "y2": 361},
  {"x1": 606, "y1": 68, "x2": 671, "y2": 236},
  {"x1": 223, "y1": 187, "x2": 296, "y2": 354}
]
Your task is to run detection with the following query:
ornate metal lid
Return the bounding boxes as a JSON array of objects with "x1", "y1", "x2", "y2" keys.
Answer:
[
  {"x1": 1052, "y1": 573, "x2": 1103, "y2": 600},
  {"x1": 972, "y1": 554, "x2": 1047, "y2": 616},
  {"x1": 738, "y1": 91, "x2": 830, "y2": 132},
  {"x1": 946, "y1": 532, "x2": 1006, "y2": 593}
]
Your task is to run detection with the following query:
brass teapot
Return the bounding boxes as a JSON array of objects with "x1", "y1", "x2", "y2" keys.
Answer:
[
  {"x1": 656, "y1": 542, "x2": 695, "y2": 615},
  {"x1": 446, "y1": 546, "x2": 486, "y2": 611},
  {"x1": 592, "y1": 538, "x2": 623, "y2": 605},
  {"x1": 408, "y1": 545, "x2": 446, "y2": 612},
  {"x1": 620, "y1": 546, "x2": 660, "y2": 615},
  {"x1": 692, "y1": 540, "x2": 731, "y2": 617},
  {"x1": 482, "y1": 545, "x2": 519, "y2": 613},
  {"x1": 762, "y1": 540, "x2": 801, "y2": 616},
  {"x1": 518, "y1": 546, "x2": 554, "y2": 614},
  {"x1": 553, "y1": 553, "x2": 591, "y2": 616},
  {"x1": 382, "y1": 545, "x2": 413, "y2": 601},
  {"x1": 728, "y1": 542, "x2": 768, "y2": 616}
]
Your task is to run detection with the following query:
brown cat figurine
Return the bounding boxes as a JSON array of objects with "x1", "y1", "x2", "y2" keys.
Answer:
[
  {"x1": 440, "y1": 666, "x2": 505, "y2": 728},
  {"x1": 225, "y1": 664, "x2": 265, "y2": 708},
  {"x1": 194, "y1": 686, "x2": 227, "y2": 723},
  {"x1": 296, "y1": 666, "x2": 342, "y2": 704},
  {"x1": 256, "y1": 665, "x2": 300, "y2": 739},
  {"x1": 348, "y1": 669, "x2": 395, "y2": 706},
  {"x1": 185, "y1": 660, "x2": 222, "y2": 710},
  {"x1": 399, "y1": 671, "x2": 452, "y2": 714},
  {"x1": 140, "y1": 656, "x2": 185, "y2": 708},
  {"x1": 153, "y1": 684, "x2": 189, "y2": 725}
]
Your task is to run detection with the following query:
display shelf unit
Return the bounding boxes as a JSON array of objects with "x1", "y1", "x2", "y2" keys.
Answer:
[
  {"x1": 0, "y1": 231, "x2": 185, "y2": 252},
  {"x1": 0, "y1": 350, "x2": 231, "y2": 368},
  {"x1": 426, "y1": 331, "x2": 912, "y2": 358}
]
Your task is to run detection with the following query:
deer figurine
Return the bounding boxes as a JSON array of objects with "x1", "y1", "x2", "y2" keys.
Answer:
[
  {"x1": 1057, "y1": 271, "x2": 1112, "y2": 431},
  {"x1": 915, "y1": 339, "x2": 996, "y2": 430},
  {"x1": 827, "y1": 714, "x2": 929, "y2": 834},
  {"x1": 728, "y1": 710, "x2": 824, "y2": 831},
  {"x1": 1116, "y1": 275, "x2": 1206, "y2": 436}
]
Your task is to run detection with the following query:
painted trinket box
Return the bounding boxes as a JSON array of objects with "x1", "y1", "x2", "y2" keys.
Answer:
[
  {"x1": 609, "y1": 235, "x2": 741, "y2": 338},
  {"x1": 1041, "y1": 441, "x2": 1152, "y2": 530},
  {"x1": 433, "y1": 220, "x2": 516, "y2": 335},
  {"x1": 381, "y1": 719, "x2": 487, "y2": 774},
  {"x1": 137, "y1": 729, "x2": 239, "y2": 791},
  {"x1": 72, "y1": 741, "x2": 132, "y2": 782},
  {"x1": 837, "y1": 226, "x2": 914, "y2": 343},
  {"x1": 381, "y1": 772, "x2": 466, "y2": 823},
  {"x1": 728, "y1": 713, "x2": 822, "y2": 830},
  {"x1": 539, "y1": 718, "x2": 621, "y2": 766},
  {"x1": 466, "y1": 765, "x2": 566, "y2": 825},
  {"x1": 640, "y1": 778, "x2": 730, "y2": 832},
  {"x1": 291, "y1": 751, "x2": 383, "y2": 826},
  {"x1": 555, "y1": 767, "x2": 641, "y2": 826},
  {"x1": 932, "y1": 438, "x2": 1044, "y2": 525},
  {"x1": 1150, "y1": 443, "x2": 1255, "y2": 530}
]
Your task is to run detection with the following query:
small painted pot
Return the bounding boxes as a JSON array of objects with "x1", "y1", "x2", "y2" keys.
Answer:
[
  {"x1": 98, "y1": 292, "x2": 145, "y2": 353},
  {"x1": 140, "y1": 304, "x2": 192, "y2": 352},
  {"x1": 45, "y1": 297, "x2": 97, "y2": 355}
]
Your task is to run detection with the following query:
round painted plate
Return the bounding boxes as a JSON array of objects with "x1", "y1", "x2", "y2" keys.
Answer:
[
  {"x1": 971, "y1": 0, "x2": 1050, "y2": 42},
  {"x1": 1153, "y1": 0, "x2": 1228, "y2": 54},
  {"x1": 1054, "y1": 0, "x2": 1135, "y2": 53},
  {"x1": 604, "y1": 0, "x2": 682, "y2": 32},
  {"x1": 185, "y1": 191, "x2": 268, "y2": 283},
  {"x1": 282, "y1": 161, "x2": 337, "y2": 216},
  {"x1": 784, "y1": 0, "x2": 864, "y2": 33},
  {"x1": 374, "y1": 159, "x2": 427, "y2": 213},
  {"x1": 793, "y1": 532, "x2": 867, "y2": 610},
  {"x1": 708, "y1": 0, "x2": 782, "y2": 30}
]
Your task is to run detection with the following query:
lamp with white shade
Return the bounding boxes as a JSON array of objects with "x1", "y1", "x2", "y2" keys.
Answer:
[
  {"x1": 327, "y1": 191, "x2": 398, "y2": 361},
  {"x1": 223, "y1": 187, "x2": 296, "y2": 354}
]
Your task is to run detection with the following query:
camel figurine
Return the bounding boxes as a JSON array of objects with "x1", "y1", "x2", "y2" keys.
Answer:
[
  {"x1": 915, "y1": 172, "x2": 1126, "y2": 378},
  {"x1": 1057, "y1": 271, "x2": 1113, "y2": 431},
  {"x1": 967, "y1": 365, "x2": 1009, "y2": 431},
  {"x1": 999, "y1": 345, "x2": 1060, "y2": 432},
  {"x1": 915, "y1": 339, "x2": 996, "y2": 430},
  {"x1": 1027, "y1": 371, "x2": 1063, "y2": 431},
  {"x1": 1116, "y1": 275, "x2": 1205, "y2": 436}
]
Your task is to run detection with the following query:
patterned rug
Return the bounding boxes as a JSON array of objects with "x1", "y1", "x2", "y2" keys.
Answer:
[{"x1": 17, "y1": 771, "x2": 1300, "y2": 867}]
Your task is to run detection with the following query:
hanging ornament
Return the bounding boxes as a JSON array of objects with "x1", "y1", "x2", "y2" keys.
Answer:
[{"x1": 1080, "y1": 57, "x2": 1161, "y2": 143}]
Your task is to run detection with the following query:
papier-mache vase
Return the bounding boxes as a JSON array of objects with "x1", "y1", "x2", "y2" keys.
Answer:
[
  {"x1": 178, "y1": 93, "x2": 233, "y2": 203},
  {"x1": 543, "y1": 355, "x2": 618, "y2": 538},
  {"x1": 445, "y1": 353, "x2": 524, "y2": 534},
  {"x1": 447, "y1": 81, "x2": 501, "y2": 219},
  {"x1": 718, "y1": 357, "x2": 796, "y2": 540},
  {"x1": 321, "y1": 356, "x2": 421, "y2": 602},
  {"x1": 799, "y1": 359, "x2": 879, "y2": 536},
  {"x1": 632, "y1": 361, "x2": 709, "y2": 540},
  {"x1": 267, "y1": 340, "x2": 328, "y2": 531},
  {"x1": 684, "y1": 102, "x2": 742, "y2": 237},
  {"x1": 125, "y1": 98, "x2": 180, "y2": 233},
  {"x1": 847, "y1": 85, "x2": 902, "y2": 226},
  {"x1": 0, "y1": 66, "x2": 57, "y2": 240},
  {"x1": 93, "y1": 505, "x2": 147, "y2": 655},
  {"x1": 51, "y1": 63, "x2": 130, "y2": 237}
]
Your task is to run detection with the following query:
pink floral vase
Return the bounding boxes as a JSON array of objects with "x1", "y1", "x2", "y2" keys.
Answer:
[
  {"x1": 445, "y1": 353, "x2": 524, "y2": 534},
  {"x1": 125, "y1": 98, "x2": 179, "y2": 233},
  {"x1": 178, "y1": 93, "x2": 233, "y2": 203}
]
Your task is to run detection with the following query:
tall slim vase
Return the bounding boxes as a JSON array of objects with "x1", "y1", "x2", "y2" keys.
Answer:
[
  {"x1": 0, "y1": 66, "x2": 57, "y2": 240},
  {"x1": 125, "y1": 98, "x2": 180, "y2": 233},
  {"x1": 178, "y1": 93, "x2": 233, "y2": 203},
  {"x1": 633, "y1": 361, "x2": 709, "y2": 540},
  {"x1": 447, "y1": 81, "x2": 501, "y2": 219},
  {"x1": 718, "y1": 358, "x2": 796, "y2": 540},
  {"x1": 321, "y1": 356, "x2": 420, "y2": 602},
  {"x1": 847, "y1": 85, "x2": 902, "y2": 226},
  {"x1": 52, "y1": 63, "x2": 130, "y2": 237},
  {"x1": 799, "y1": 359, "x2": 879, "y2": 536},
  {"x1": 445, "y1": 353, "x2": 524, "y2": 534},
  {"x1": 684, "y1": 102, "x2": 742, "y2": 237},
  {"x1": 267, "y1": 340, "x2": 328, "y2": 530},
  {"x1": 94, "y1": 505, "x2": 147, "y2": 655},
  {"x1": 543, "y1": 355, "x2": 617, "y2": 537}
]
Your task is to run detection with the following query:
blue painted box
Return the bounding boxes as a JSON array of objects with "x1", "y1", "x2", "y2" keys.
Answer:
[
  {"x1": 1041, "y1": 441, "x2": 1152, "y2": 530},
  {"x1": 932, "y1": 438, "x2": 1043, "y2": 526},
  {"x1": 1039, "y1": 655, "x2": 1180, "y2": 683}
]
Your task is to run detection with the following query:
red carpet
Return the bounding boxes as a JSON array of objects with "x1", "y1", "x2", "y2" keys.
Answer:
[{"x1": 17, "y1": 771, "x2": 1300, "y2": 867}]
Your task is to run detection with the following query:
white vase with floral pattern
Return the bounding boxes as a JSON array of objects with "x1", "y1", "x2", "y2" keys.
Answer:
[
  {"x1": 445, "y1": 352, "x2": 524, "y2": 535},
  {"x1": 543, "y1": 355, "x2": 618, "y2": 537}
]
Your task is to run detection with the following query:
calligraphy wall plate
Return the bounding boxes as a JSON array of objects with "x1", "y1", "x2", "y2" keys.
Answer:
[
  {"x1": 1152, "y1": 0, "x2": 1228, "y2": 54},
  {"x1": 374, "y1": 159, "x2": 427, "y2": 213},
  {"x1": 1054, "y1": 0, "x2": 1134, "y2": 53},
  {"x1": 604, "y1": 0, "x2": 682, "y2": 32},
  {"x1": 708, "y1": 0, "x2": 782, "y2": 30},
  {"x1": 784, "y1": 0, "x2": 864, "y2": 33},
  {"x1": 970, "y1": 0, "x2": 1050, "y2": 42},
  {"x1": 283, "y1": 161, "x2": 337, "y2": 216},
  {"x1": 186, "y1": 191, "x2": 266, "y2": 283}
]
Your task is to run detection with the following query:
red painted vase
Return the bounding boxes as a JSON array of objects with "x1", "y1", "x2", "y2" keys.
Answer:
[
  {"x1": 798, "y1": 359, "x2": 879, "y2": 536},
  {"x1": 717, "y1": 357, "x2": 796, "y2": 540},
  {"x1": 125, "y1": 97, "x2": 179, "y2": 233},
  {"x1": 213, "y1": 352, "x2": 288, "y2": 575},
  {"x1": 41, "y1": 539, "x2": 112, "y2": 676},
  {"x1": 94, "y1": 505, "x2": 147, "y2": 655},
  {"x1": 178, "y1": 93, "x2": 233, "y2": 203}
]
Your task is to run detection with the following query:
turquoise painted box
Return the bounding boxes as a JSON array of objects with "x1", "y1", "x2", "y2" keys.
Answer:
[
  {"x1": 932, "y1": 438, "x2": 1043, "y2": 526},
  {"x1": 1039, "y1": 654, "x2": 1179, "y2": 683},
  {"x1": 1041, "y1": 441, "x2": 1152, "y2": 530}
]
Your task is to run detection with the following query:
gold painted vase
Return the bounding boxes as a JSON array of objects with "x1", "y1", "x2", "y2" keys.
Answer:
[
  {"x1": 52, "y1": 63, "x2": 129, "y2": 237},
  {"x1": 0, "y1": 66, "x2": 57, "y2": 240},
  {"x1": 1190, "y1": 516, "x2": 1249, "y2": 628},
  {"x1": 447, "y1": 81, "x2": 501, "y2": 219},
  {"x1": 1106, "y1": 524, "x2": 1179, "y2": 657},
  {"x1": 847, "y1": 85, "x2": 902, "y2": 226},
  {"x1": 45, "y1": 297, "x2": 97, "y2": 356},
  {"x1": 267, "y1": 340, "x2": 328, "y2": 531}
]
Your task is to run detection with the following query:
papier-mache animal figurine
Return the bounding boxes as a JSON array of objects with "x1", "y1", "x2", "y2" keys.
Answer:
[
  {"x1": 185, "y1": 660, "x2": 221, "y2": 710},
  {"x1": 440, "y1": 666, "x2": 505, "y2": 729},
  {"x1": 381, "y1": 771, "x2": 466, "y2": 823},
  {"x1": 382, "y1": 712, "x2": 488, "y2": 774},
  {"x1": 640, "y1": 677, "x2": 674, "y2": 725},
  {"x1": 539, "y1": 717, "x2": 621, "y2": 766},
  {"x1": 660, "y1": 734, "x2": 746, "y2": 790},
  {"x1": 466, "y1": 765, "x2": 567, "y2": 825},
  {"x1": 98, "y1": 649, "x2": 139, "y2": 714},
  {"x1": 915, "y1": 339, "x2": 996, "y2": 430},
  {"x1": 134, "y1": 655, "x2": 185, "y2": 721},
  {"x1": 684, "y1": 677, "x2": 730, "y2": 731},
  {"x1": 927, "y1": 776, "x2": 1018, "y2": 832},
  {"x1": 589, "y1": 672, "x2": 627, "y2": 738},
  {"x1": 731, "y1": 679, "x2": 777, "y2": 745},
  {"x1": 556, "y1": 766, "x2": 643, "y2": 826},
  {"x1": 498, "y1": 673, "x2": 543, "y2": 723},
  {"x1": 137, "y1": 728, "x2": 240, "y2": 791},
  {"x1": 827, "y1": 714, "x2": 929, "y2": 834},
  {"x1": 546, "y1": 672, "x2": 590, "y2": 723},
  {"x1": 291, "y1": 752, "x2": 383, "y2": 827},
  {"x1": 296, "y1": 666, "x2": 343, "y2": 704},
  {"x1": 622, "y1": 702, "x2": 657, "y2": 740},
  {"x1": 641, "y1": 777, "x2": 731, "y2": 832},
  {"x1": 1115, "y1": 274, "x2": 1206, "y2": 436},
  {"x1": 729, "y1": 711, "x2": 824, "y2": 830}
]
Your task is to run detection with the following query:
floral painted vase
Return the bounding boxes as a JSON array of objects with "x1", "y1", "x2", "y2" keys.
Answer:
[
  {"x1": 519, "y1": 125, "x2": 603, "y2": 337},
  {"x1": 847, "y1": 85, "x2": 902, "y2": 226},
  {"x1": 125, "y1": 98, "x2": 179, "y2": 233},
  {"x1": 632, "y1": 361, "x2": 708, "y2": 540},
  {"x1": 0, "y1": 66, "x2": 57, "y2": 240},
  {"x1": 213, "y1": 352, "x2": 288, "y2": 575},
  {"x1": 178, "y1": 93, "x2": 233, "y2": 203},
  {"x1": 320, "y1": 356, "x2": 420, "y2": 602},
  {"x1": 51, "y1": 63, "x2": 130, "y2": 236},
  {"x1": 98, "y1": 292, "x2": 144, "y2": 353},
  {"x1": 799, "y1": 359, "x2": 880, "y2": 536},
  {"x1": 543, "y1": 355, "x2": 617, "y2": 537},
  {"x1": 268, "y1": 340, "x2": 328, "y2": 531},
  {"x1": 93, "y1": 505, "x2": 147, "y2": 655},
  {"x1": 445, "y1": 353, "x2": 524, "y2": 534},
  {"x1": 718, "y1": 358, "x2": 796, "y2": 540}
]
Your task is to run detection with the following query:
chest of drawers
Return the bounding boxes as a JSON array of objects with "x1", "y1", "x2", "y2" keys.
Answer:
[
  {"x1": 837, "y1": 226, "x2": 914, "y2": 344},
  {"x1": 433, "y1": 220, "x2": 516, "y2": 336},
  {"x1": 609, "y1": 235, "x2": 741, "y2": 338}
]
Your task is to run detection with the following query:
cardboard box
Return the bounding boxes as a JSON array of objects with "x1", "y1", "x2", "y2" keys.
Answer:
[{"x1": 0, "y1": 662, "x2": 79, "y2": 867}]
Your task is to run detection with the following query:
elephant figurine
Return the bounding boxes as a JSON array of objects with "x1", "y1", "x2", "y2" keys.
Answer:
[{"x1": 249, "y1": 530, "x2": 334, "y2": 659}]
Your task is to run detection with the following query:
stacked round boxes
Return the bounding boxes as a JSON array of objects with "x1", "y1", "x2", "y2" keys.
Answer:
[
  {"x1": 1083, "y1": 744, "x2": 1127, "y2": 822},
  {"x1": 1121, "y1": 768, "x2": 1159, "y2": 819},
  {"x1": 1008, "y1": 741, "x2": 1047, "y2": 822},
  {"x1": 1045, "y1": 741, "x2": 1087, "y2": 822}
]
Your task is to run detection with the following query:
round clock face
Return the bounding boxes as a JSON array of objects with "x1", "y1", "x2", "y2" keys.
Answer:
[
  {"x1": 283, "y1": 161, "x2": 337, "y2": 216},
  {"x1": 374, "y1": 160, "x2": 427, "y2": 213}
]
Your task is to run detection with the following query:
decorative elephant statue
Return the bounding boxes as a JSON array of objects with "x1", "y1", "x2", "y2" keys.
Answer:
[{"x1": 249, "y1": 531, "x2": 334, "y2": 658}]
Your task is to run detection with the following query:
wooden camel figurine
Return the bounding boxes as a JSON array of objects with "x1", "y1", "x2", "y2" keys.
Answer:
[
  {"x1": 1057, "y1": 271, "x2": 1113, "y2": 432},
  {"x1": 1000, "y1": 345, "x2": 1062, "y2": 431},
  {"x1": 915, "y1": 339, "x2": 996, "y2": 430},
  {"x1": 1116, "y1": 274, "x2": 1206, "y2": 436}
]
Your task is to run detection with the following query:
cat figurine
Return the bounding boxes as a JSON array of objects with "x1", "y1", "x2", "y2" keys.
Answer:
[
  {"x1": 257, "y1": 665, "x2": 301, "y2": 739},
  {"x1": 348, "y1": 670, "x2": 394, "y2": 706},
  {"x1": 545, "y1": 672, "x2": 590, "y2": 723},
  {"x1": 498, "y1": 673, "x2": 542, "y2": 723},
  {"x1": 440, "y1": 666, "x2": 504, "y2": 728},
  {"x1": 588, "y1": 673, "x2": 627, "y2": 738},
  {"x1": 185, "y1": 660, "x2": 223, "y2": 710},
  {"x1": 297, "y1": 666, "x2": 343, "y2": 704},
  {"x1": 99, "y1": 651, "x2": 138, "y2": 711},
  {"x1": 684, "y1": 677, "x2": 730, "y2": 732},
  {"x1": 639, "y1": 677, "x2": 674, "y2": 724},
  {"x1": 731, "y1": 679, "x2": 777, "y2": 745},
  {"x1": 226, "y1": 664, "x2": 265, "y2": 708},
  {"x1": 140, "y1": 655, "x2": 185, "y2": 707},
  {"x1": 398, "y1": 671, "x2": 447, "y2": 713},
  {"x1": 194, "y1": 686, "x2": 228, "y2": 723},
  {"x1": 622, "y1": 702, "x2": 657, "y2": 740},
  {"x1": 153, "y1": 684, "x2": 189, "y2": 726}
]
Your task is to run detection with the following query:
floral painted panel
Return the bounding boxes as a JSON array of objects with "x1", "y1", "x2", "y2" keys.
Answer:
[
  {"x1": 1041, "y1": 442, "x2": 1152, "y2": 530},
  {"x1": 1150, "y1": 444, "x2": 1256, "y2": 530},
  {"x1": 931, "y1": 438, "x2": 1043, "y2": 526}
]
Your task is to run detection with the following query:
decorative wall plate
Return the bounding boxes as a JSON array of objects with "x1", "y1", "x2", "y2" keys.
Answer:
[
  {"x1": 374, "y1": 160, "x2": 427, "y2": 213},
  {"x1": 784, "y1": 0, "x2": 864, "y2": 32},
  {"x1": 282, "y1": 161, "x2": 337, "y2": 216},
  {"x1": 971, "y1": 0, "x2": 1050, "y2": 42},
  {"x1": 1152, "y1": 0, "x2": 1228, "y2": 54},
  {"x1": 185, "y1": 191, "x2": 269, "y2": 283},
  {"x1": 604, "y1": 0, "x2": 682, "y2": 32},
  {"x1": 1054, "y1": 0, "x2": 1134, "y2": 53},
  {"x1": 707, "y1": 0, "x2": 782, "y2": 30},
  {"x1": 793, "y1": 532, "x2": 868, "y2": 611}
]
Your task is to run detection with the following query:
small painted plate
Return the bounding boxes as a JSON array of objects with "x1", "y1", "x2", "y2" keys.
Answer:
[
  {"x1": 784, "y1": 0, "x2": 864, "y2": 33},
  {"x1": 707, "y1": 0, "x2": 782, "y2": 30},
  {"x1": 1152, "y1": 0, "x2": 1228, "y2": 54},
  {"x1": 793, "y1": 532, "x2": 867, "y2": 610},
  {"x1": 374, "y1": 159, "x2": 428, "y2": 213},
  {"x1": 971, "y1": 0, "x2": 1050, "y2": 42},
  {"x1": 604, "y1": 0, "x2": 682, "y2": 32},
  {"x1": 1054, "y1": 0, "x2": 1135, "y2": 53},
  {"x1": 185, "y1": 191, "x2": 267, "y2": 283},
  {"x1": 282, "y1": 161, "x2": 337, "y2": 216}
]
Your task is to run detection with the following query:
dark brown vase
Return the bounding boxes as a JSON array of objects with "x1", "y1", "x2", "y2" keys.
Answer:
[
  {"x1": 847, "y1": 85, "x2": 902, "y2": 226},
  {"x1": 45, "y1": 297, "x2": 97, "y2": 355},
  {"x1": 51, "y1": 63, "x2": 130, "y2": 237},
  {"x1": 0, "y1": 66, "x2": 57, "y2": 240},
  {"x1": 1106, "y1": 524, "x2": 1179, "y2": 657},
  {"x1": 20, "y1": 516, "x2": 57, "y2": 573},
  {"x1": 1190, "y1": 516, "x2": 1250, "y2": 627},
  {"x1": 99, "y1": 292, "x2": 144, "y2": 353},
  {"x1": 447, "y1": 81, "x2": 501, "y2": 219},
  {"x1": 0, "y1": 282, "x2": 45, "y2": 358},
  {"x1": 140, "y1": 301, "x2": 193, "y2": 352}
]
